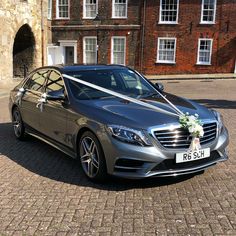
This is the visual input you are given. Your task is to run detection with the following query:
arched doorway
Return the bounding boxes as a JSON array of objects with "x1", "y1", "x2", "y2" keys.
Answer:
[{"x1": 13, "y1": 24, "x2": 35, "y2": 78}]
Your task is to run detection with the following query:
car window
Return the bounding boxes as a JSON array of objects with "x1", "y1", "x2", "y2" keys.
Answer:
[
  {"x1": 24, "y1": 69, "x2": 49, "y2": 91},
  {"x1": 66, "y1": 69, "x2": 157, "y2": 100},
  {"x1": 45, "y1": 70, "x2": 64, "y2": 93},
  {"x1": 119, "y1": 71, "x2": 150, "y2": 94}
]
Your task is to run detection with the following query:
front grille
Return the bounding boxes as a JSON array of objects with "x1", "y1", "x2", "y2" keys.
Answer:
[
  {"x1": 152, "y1": 150, "x2": 220, "y2": 171},
  {"x1": 153, "y1": 122, "x2": 217, "y2": 149}
]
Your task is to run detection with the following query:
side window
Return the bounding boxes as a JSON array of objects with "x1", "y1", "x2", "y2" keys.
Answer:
[
  {"x1": 46, "y1": 70, "x2": 64, "y2": 92},
  {"x1": 24, "y1": 70, "x2": 49, "y2": 91},
  {"x1": 121, "y1": 72, "x2": 138, "y2": 88},
  {"x1": 119, "y1": 71, "x2": 150, "y2": 95}
]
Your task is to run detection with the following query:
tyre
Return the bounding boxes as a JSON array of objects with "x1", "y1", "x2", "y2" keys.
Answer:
[
  {"x1": 79, "y1": 131, "x2": 107, "y2": 181},
  {"x1": 12, "y1": 107, "x2": 25, "y2": 140}
]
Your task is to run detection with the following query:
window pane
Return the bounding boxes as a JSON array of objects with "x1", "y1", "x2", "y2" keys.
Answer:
[
  {"x1": 113, "y1": 0, "x2": 127, "y2": 17},
  {"x1": 202, "y1": 0, "x2": 216, "y2": 22},
  {"x1": 161, "y1": 0, "x2": 178, "y2": 22},
  {"x1": 58, "y1": 0, "x2": 69, "y2": 18},
  {"x1": 46, "y1": 70, "x2": 64, "y2": 92},
  {"x1": 84, "y1": 38, "x2": 97, "y2": 64},
  {"x1": 85, "y1": 0, "x2": 97, "y2": 18},
  {"x1": 157, "y1": 38, "x2": 176, "y2": 63},
  {"x1": 198, "y1": 39, "x2": 212, "y2": 64},
  {"x1": 25, "y1": 70, "x2": 49, "y2": 91},
  {"x1": 112, "y1": 38, "x2": 125, "y2": 65},
  {"x1": 48, "y1": 0, "x2": 52, "y2": 19}
]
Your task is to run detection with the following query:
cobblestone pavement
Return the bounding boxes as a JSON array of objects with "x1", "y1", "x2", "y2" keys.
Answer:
[{"x1": 0, "y1": 79, "x2": 235, "y2": 235}]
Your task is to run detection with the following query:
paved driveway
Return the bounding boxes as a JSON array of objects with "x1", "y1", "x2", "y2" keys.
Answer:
[{"x1": 0, "y1": 79, "x2": 235, "y2": 235}]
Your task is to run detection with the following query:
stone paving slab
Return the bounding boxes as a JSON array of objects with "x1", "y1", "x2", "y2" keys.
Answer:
[{"x1": 0, "y1": 80, "x2": 235, "y2": 235}]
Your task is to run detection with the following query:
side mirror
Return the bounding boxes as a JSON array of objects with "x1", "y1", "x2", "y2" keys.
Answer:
[
  {"x1": 155, "y1": 82, "x2": 164, "y2": 91},
  {"x1": 47, "y1": 90, "x2": 65, "y2": 101}
]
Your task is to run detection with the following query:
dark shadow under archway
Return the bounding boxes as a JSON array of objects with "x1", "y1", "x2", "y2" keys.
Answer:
[{"x1": 13, "y1": 24, "x2": 35, "y2": 78}]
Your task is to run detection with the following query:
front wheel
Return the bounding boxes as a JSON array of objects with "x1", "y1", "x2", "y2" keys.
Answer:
[
  {"x1": 12, "y1": 107, "x2": 25, "y2": 140},
  {"x1": 79, "y1": 131, "x2": 107, "y2": 181}
]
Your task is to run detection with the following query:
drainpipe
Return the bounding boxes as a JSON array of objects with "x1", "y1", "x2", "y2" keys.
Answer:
[
  {"x1": 140, "y1": 0, "x2": 146, "y2": 73},
  {"x1": 41, "y1": 0, "x2": 45, "y2": 66}
]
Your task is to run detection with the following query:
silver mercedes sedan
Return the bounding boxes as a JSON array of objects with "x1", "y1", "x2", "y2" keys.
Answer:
[{"x1": 9, "y1": 65, "x2": 229, "y2": 181}]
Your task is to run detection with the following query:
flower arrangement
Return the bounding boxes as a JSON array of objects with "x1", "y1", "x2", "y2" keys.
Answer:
[
  {"x1": 179, "y1": 112, "x2": 204, "y2": 151},
  {"x1": 179, "y1": 113, "x2": 204, "y2": 137}
]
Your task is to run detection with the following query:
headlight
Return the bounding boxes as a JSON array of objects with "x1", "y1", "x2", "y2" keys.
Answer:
[
  {"x1": 107, "y1": 125, "x2": 152, "y2": 146},
  {"x1": 212, "y1": 110, "x2": 224, "y2": 133}
]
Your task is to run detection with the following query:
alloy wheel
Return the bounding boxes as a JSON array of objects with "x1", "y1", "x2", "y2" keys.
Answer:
[
  {"x1": 80, "y1": 136, "x2": 100, "y2": 178},
  {"x1": 13, "y1": 109, "x2": 23, "y2": 138}
]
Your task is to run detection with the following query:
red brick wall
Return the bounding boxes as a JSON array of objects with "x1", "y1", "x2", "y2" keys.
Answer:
[
  {"x1": 50, "y1": 0, "x2": 141, "y2": 68},
  {"x1": 49, "y1": 0, "x2": 236, "y2": 75},
  {"x1": 142, "y1": 0, "x2": 236, "y2": 75}
]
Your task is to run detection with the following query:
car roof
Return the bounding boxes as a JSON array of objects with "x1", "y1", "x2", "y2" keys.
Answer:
[
  {"x1": 27, "y1": 64, "x2": 132, "y2": 78},
  {"x1": 62, "y1": 64, "x2": 128, "y2": 73},
  {"x1": 43, "y1": 64, "x2": 128, "y2": 73}
]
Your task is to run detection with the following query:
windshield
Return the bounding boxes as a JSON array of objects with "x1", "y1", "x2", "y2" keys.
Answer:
[{"x1": 66, "y1": 68, "x2": 158, "y2": 100}]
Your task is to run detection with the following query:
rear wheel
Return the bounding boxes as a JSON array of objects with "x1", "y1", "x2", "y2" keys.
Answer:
[
  {"x1": 12, "y1": 107, "x2": 25, "y2": 140},
  {"x1": 79, "y1": 131, "x2": 107, "y2": 181}
]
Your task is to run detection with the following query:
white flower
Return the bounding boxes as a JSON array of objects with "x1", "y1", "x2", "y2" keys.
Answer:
[
  {"x1": 179, "y1": 112, "x2": 203, "y2": 138},
  {"x1": 189, "y1": 115, "x2": 196, "y2": 122}
]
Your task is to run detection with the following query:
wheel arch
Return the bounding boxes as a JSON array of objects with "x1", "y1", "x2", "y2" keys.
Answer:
[
  {"x1": 76, "y1": 125, "x2": 108, "y2": 171},
  {"x1": 76, "y1": 126, "x2": 102, "y2": 156}
]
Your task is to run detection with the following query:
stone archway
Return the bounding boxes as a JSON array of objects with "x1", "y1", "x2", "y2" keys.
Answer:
[{"x1": 13, "y1": 24, "x2": 35, "y2": 78}]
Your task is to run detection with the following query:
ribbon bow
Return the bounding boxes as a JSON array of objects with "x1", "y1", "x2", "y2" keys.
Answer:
[{"x1": 36, "y1": 93, "x2": 47, "y2": 112}]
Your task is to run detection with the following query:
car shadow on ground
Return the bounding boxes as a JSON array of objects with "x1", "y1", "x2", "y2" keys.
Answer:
[
  {"x1": 0, "y1": 122, "x2": 199, "y2": 191},
  {"x1": 192, "y1": 99, "x2": 236, "y2": 109}
]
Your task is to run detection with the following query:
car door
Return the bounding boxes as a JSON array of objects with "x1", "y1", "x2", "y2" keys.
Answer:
[
  {"x1": 39, "y1": 69, "x2": 68, "y2": 146},
  {"x1": 20, "y1": 69, "x2": 49, "y2": 131}
]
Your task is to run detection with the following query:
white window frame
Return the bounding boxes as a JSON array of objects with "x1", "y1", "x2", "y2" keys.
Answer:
[
  {"x1": 197, "y1": 38, "x2": 213, "y2": 65},
  {"x1": 111, "y1": 36, "x2": 126, "y2": 65},
  {"x1": 48, "y1": 0, "x2": 52, "y2": 20},
  {"x1": 83, "y1": 0, "x2": 98, "y2": 19},
  {"x1": 156, "y1": 37, "x2": 177, "y2": 64},
  {"x1": 200, "y1": 0, "x2": 217, "y2": 24},
  {"x1": 112, "y1": 0, "x2": 128, "y2": 19},
  {"x1": 58, "y1": 40, "x2": 77, "y2": 64},
  {"x1": 56, "y1": 0, "x2": 70, "y2": 19},
  {"x1": 83, "y1": 37, "x2": 97, "y2": 64},
  {"x1": 159, "y1": 0, "x2": 179, "y2": 24}
]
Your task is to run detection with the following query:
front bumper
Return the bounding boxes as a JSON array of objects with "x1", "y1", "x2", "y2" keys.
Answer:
[{"x1": 101, "y1": 127, "x2": 229, "y2": 179}]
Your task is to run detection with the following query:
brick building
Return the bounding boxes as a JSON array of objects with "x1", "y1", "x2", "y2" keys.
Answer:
[
  {"x1": 47, "y1": 0, "x2": 236, "y2": 75},
  {"x1": 47, "y1": 0, "x2": 141, "y2": 69},
  {"x1": 0, "y1": 0, "x2": 48, "y2": 83},
  {"x1": 142, "y1": 0, "x2": 236, "y2": 75}
]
